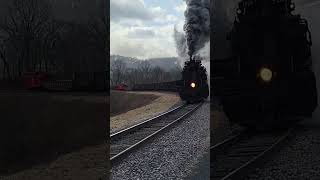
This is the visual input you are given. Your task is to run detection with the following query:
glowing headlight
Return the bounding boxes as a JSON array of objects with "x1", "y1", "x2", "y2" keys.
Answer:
[
  {"x1": 190, "y1": 82, "x2": 196, "y2": 88},
  {"x1": 290, "y1": 3, "x2": 295, "y2": 9},
  {"x1": 260, "y1": 68, "x2": 273, "y2": 82}
]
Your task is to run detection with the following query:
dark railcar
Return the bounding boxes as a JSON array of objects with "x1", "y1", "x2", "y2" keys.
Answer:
[
  {"x1": 132, "y1": 81, "x2": 178, "y2": 92},
  {"x1": 72, "y1": 72, "x2": 107, "y2": 91},
  {"x1": 40, "y1": 72, "x2": 107, "y2": 92},
  {"x1": 212, "y1": 0, "x2": 317, "y2": 128}
]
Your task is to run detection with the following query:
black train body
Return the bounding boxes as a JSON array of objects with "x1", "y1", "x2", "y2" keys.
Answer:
[
  {"x1": 72, "y1": 72, "x2": 108, "y2": 91},
  {"x1": 178, "y1": 58, "x2": 209, "y2": 103},
  {"x1": 212, "y1": 0, "x2": 317, "y2": 128}
]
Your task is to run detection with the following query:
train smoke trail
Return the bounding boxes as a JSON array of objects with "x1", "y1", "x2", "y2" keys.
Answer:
[
  {"x1": 173, "y1": 26, "x2": 187, "y2": 59},
  {"x1": 183, "y1": 0, "x2": 210, "y2": 58},
  {"x1": 173, "y1": 0, "x2": 239, "y2": 80},
  {"x1": 174, "y1": 0, "x2": 238, "y2": 60}
]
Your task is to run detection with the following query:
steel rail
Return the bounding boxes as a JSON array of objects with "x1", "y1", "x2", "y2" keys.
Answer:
[
  {"x1": 110, "y1": 103, "x2": 186, "y2": 138},
  {"x1": 211, "y1": 127, "x2": 295, "y2": 180},
  {"x1": 110, "y1": 102, "x2": 203, "y2": 165},
  {"x1": 211, "y1": 132, "x2": 244, "y2": 153}
]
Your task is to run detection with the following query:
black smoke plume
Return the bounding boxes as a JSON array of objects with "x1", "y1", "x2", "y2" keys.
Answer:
[{"x1": 183, "y1": 0, "x2": 210, "y2": 58}]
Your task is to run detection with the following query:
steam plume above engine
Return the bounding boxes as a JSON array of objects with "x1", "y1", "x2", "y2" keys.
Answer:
[
  {"x1": 173, "y1": 26, "x2": 188, "y2": 58},
  {"x1": 183, "y1": 0, "x2": 210, "y2": 58}
]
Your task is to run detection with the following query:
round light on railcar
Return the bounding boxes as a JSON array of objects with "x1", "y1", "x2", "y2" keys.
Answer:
[
  {"x1": 260, "y1": 68, "x2": 273, "y2": 82},
  {"x1": 191, "y1": 82, "x2": 196, "y2": 88}
]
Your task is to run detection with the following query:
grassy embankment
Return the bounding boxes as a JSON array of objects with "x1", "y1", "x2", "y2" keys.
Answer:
[{"x1": 0, "y1": 94, "x2": 107, "y2": 175}]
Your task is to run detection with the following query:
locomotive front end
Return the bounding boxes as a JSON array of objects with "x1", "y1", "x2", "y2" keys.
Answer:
[
  {"x1": 212, "y1": 0, "x2": 317, "y2": 128},
  {"x1": 179, "y1": 57, "x2": 209, "y2": 103}
]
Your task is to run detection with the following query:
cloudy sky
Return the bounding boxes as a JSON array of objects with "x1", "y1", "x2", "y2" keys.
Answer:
[{"x1": 110, "y1": 0, "x2": 186, "y2": 59}]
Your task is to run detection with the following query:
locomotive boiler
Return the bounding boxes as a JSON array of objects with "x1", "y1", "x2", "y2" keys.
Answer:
[
  {"x1": 178, "y1": 56, "x2": 209, "y2": 103},
  {"x1": 213, "y1": 0, "x2": 317, "y2": 128}
]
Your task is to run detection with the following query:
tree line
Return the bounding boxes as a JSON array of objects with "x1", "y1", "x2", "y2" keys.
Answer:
[
  {"x1": 0, "y1": 0, "x2": 108, "y2": 80},
  {"x1": 110, "y1": 59, "x2": 181, "y2": 87}
]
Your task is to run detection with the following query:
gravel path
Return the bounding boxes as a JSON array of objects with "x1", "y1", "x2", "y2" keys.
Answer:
[
  {"x1": 111, "y1": 102, "x2": 210, "y2": 180},
  {"x1": 246, "y1": 119, "x2": 320, "y2": 180}
]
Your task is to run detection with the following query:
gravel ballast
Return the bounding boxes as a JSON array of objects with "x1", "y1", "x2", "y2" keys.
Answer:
[
  {"x1": 111, "y1": 102, "x2": 210, "y2": 180},
  {"x1": 246, "y1": 119, "x2": 320, "y2": 180}
]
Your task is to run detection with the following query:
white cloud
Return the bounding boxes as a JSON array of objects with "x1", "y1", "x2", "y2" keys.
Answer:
[
  {"x1": 111, "y1": 22, "x2": 177, "y2": 59},
  {"x1": 176, "y1": 19, "x2": 185, "y2": 32},
  {"x1": 175, "y1": 1, "x2": 187, "y2": 13},
  {"x1": 110, "y1": 0, "x2": 154, "y2": 22},
  {"x1": 110, "y1": 0, "x2": 184, "y2": 59},
  {"x1": 127, "y1": 28, "x2": 156, "y2": 39},
  {"x1": 110, "y1": 0, "x2": 178, "y2": 24}
]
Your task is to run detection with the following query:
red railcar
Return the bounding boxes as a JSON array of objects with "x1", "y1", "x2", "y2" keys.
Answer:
[
  {"x1": 115, "y1": 84, "x2": 128, "y2": 91},
  {"x1": 23, "y1": 72, "x2": 49, "y2": 89}
]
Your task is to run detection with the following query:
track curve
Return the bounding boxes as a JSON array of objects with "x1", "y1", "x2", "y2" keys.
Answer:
[{"x1": 110, "y1": 102, "x2": 203, "y2": 165}]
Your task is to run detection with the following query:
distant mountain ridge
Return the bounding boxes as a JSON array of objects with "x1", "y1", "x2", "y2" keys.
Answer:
[{"x1": 110, "y1": 55, "x2": 181, "y2": 72}]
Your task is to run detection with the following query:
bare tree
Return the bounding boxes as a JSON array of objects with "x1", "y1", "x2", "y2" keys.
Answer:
[
  {"x1": 88, "y1": 16, "x2": 108, "y2": 57},
  {"x1": 110, "y1": 59, "x2": 127, "y2": 86},
  {"x1": 138, "y1": 61, "x2": 152, "y2": 83},
  {"x1": 150, "y1": 66, "x2": 165, "y2": 82},
  {"x1": 0, "y1": 39, "x2": 10, "y2": 79},
  {"x1": 37, "y1": 19, "x2": 61, "y2": 72},
  {"x1": 120, "y1": 65, "x2": 181, "y2": 87},
  {"x1": 0, "y1": 0, "x2": 59, "y2": 77}
]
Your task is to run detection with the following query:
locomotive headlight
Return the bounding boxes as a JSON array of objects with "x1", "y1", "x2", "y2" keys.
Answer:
[
  {"x1": 259, "y1": 68, "x2": 273, "y2": 82},
  {"x1": 190, "y1": 82, "x2": 196, "y2": 88},
  {"x1": 236, "y1": 8, "x2": 242, "y2": 14},
  {"x1": 290, "y1": 3, "x2": 295, "y2": 10}
]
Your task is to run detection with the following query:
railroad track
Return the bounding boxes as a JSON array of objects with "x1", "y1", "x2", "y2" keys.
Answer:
[
  {"x1": 211, "y1": 127, "x2": 295, "y2": 180},
  {"x1": 110, "y1": 102, "x2": 203, "y2": 165}
]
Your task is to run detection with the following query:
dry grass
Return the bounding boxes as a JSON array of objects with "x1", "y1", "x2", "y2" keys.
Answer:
[
  {"x1": 110, "y1": 91, "x2": 180, "y2": 132},
  {"x1": 0, "y1": 144, "x2": 107, "y2": 180},
  {"x1": 110, "y1": 90, "x2": 159, "y2": 117},
  {"x1": 0, "y1": 93, "x2": 107, "y2": 176}
]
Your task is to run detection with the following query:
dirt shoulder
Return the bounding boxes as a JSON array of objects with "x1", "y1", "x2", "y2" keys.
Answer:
[
  {"x1": 0, "y1": 91, "x2": 178, "y2": 179},
  {"x1": 0, "y1": 95, "x2": 109, "y2": 180},
  {"x1": 0, "y1": 144, "x2": 107, "y2": 180},
  {"x1": 111, "y1": 91, "x2": 180, "y2": 133}
]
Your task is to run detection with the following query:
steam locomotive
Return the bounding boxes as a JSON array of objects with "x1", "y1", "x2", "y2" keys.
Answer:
[
  {"x1": 213, "y1": 0, "x2": 317, "y2": 128},
  {"x1": 178, "y1": 56, "x2": 209, "y2": 103}
]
